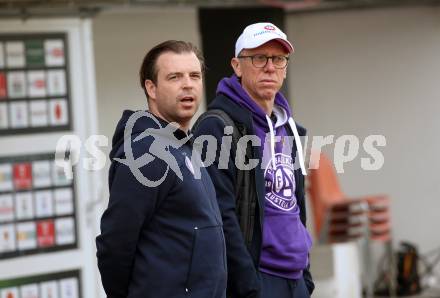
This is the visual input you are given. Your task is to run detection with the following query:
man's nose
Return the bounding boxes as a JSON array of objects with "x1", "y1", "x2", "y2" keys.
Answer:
[
  {"x1": 182, "y1": 75, "x2": 194, "y2": 88},
  {"x1": 264, "y1": 58, "x2": 276, "y2": 72}
]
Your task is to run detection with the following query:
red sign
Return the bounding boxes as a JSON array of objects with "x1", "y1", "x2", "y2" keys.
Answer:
[
  {"x1": 34, "y1": 79, "x2": 45, "y2": 89},
  {"x1": 13, "y1": 163, "x2": 32, "y2": 190},
  {"x1": 55, "y1": 102, "x2": 62, "y2": 120},
  {"x1": 37, "y1": 220, "x2": 55, "y2": 247},
  {"x1": 0, "y1": 72, "x2": 6, "y2": 99},
  {"x1": 51, "y1": 48, "x2": 64, "y2": 58}
]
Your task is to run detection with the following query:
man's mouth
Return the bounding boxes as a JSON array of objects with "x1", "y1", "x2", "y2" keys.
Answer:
[
  {"x1": 260, "y1": 79, "x2": 277, "y2": 83},
  {"x1": 180, "y1": 96, "x2": 195, "y2": 103}
]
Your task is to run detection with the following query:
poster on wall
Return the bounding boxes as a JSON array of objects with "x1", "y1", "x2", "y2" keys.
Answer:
[
  {"x1": 0, "y1": 33, "x2": 71, "y2": 136},
  {"x1": 0, "y1": 270, "x2": 81, "y2": 298},
  {"x1": 0, "y1": 152, "x2": 77, "y2": 260}
]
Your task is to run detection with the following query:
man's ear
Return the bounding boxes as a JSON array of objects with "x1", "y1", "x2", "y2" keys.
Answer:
[
  {"x1": 231, "y1": 58, "x2": 242, "y2": 78},
  {"x1": 145, "y1": 80, "x2": 156, "y2": 100}
]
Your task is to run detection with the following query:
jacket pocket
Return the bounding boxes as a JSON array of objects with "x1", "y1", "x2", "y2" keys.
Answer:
[{"x1": 185, "y1": 225, "x2": 227, "y2": 295}]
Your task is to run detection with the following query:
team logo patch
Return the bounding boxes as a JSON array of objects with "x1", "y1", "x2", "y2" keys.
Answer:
[
  {"x1": 264, "y1": 25, "x2": 276, "y2": 30},
  {"x1": 264, "y1": 153, "x2": 297, "y2": 211}
]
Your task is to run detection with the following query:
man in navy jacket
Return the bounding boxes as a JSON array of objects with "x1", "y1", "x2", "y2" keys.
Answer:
[
  {"x1": 193, "y1": 23, "x2": 314, "y2": 298},
  {"x1": 96, "y1": 40, "x2": 227, "y2": 298}
]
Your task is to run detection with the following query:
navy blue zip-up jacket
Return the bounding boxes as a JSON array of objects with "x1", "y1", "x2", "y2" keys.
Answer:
[
  {"x1": 193, "y1": 96, "x2": 314, "y2": 298},
  {"x1": 96, "y1": 110, "x2": 227, "y2": 298}
]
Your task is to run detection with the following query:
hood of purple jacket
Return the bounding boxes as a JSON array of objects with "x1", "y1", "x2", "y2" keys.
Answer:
[{"x1": 216, "y1": 74, "x2": 292, "y2": 129}]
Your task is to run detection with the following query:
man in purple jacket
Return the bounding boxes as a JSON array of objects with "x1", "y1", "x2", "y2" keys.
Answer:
[{"x1": 193, "y1": 23, "x2": 314, "y2": 298}]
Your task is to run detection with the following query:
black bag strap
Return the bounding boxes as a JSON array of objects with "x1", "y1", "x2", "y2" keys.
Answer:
[
  {"x1": 192, "y1": 109, "x2": 245, "y2": 196},
  {"x1": 193, "y1": 109, "x2": 255, "y2": 247}
]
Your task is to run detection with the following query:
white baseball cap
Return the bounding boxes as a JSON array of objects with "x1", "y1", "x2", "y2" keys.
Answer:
[{"x1": 235, "y1": 22, "x2": 294, "y2": 57}]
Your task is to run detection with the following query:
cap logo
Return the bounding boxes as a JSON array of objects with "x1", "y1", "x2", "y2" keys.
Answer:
[{"x1": 264, "y1": 25, "x2": 276, "y2": 30}]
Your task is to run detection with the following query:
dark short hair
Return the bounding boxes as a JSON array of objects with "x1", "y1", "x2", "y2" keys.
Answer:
[{"x1": 139, "y1": 40, "x2": 205, "y2": 98}]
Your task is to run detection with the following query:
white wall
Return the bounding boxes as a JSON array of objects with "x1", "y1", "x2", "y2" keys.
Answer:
[
  {"x1": 93, "y1": 7, "x2": 202, "y2": 145},
  {"x1": 287, "y1": 6, "x2": 440, "y2": 252}
]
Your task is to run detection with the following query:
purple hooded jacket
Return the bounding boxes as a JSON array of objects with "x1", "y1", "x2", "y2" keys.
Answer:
[{"x1": 217, "y1": 75, "x2": 312, "y2": 280}]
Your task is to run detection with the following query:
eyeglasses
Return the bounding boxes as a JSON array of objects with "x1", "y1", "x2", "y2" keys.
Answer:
[{"x1": 237, "y1": 54, "x2": 289, "y2": 69}]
